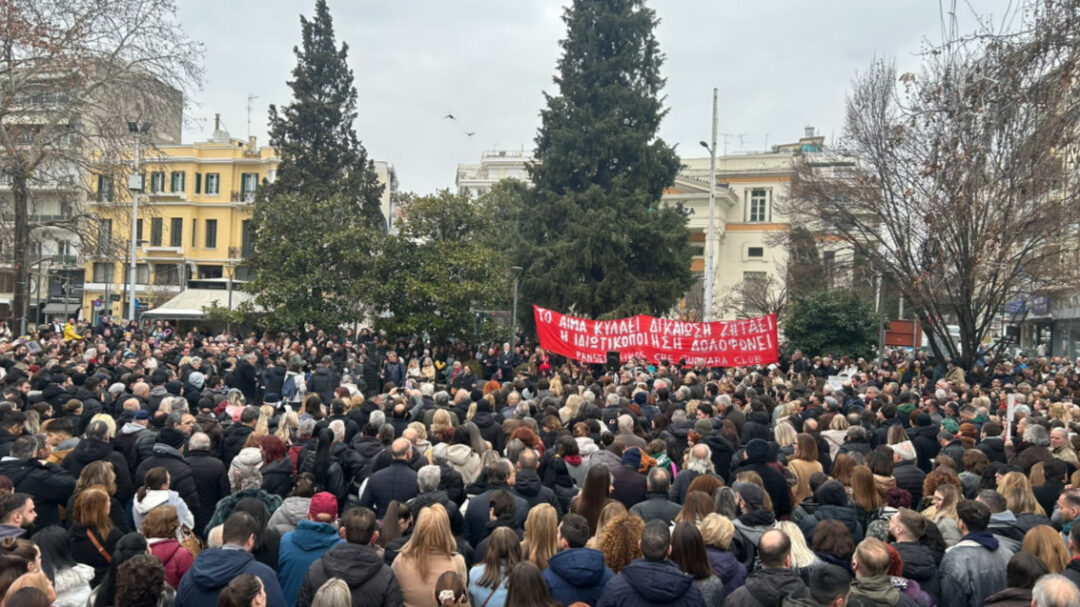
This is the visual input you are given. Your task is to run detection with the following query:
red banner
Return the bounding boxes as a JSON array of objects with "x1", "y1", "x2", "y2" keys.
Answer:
[{"x1": 533, "y1": 305, "x2": 779, "y2": 367}]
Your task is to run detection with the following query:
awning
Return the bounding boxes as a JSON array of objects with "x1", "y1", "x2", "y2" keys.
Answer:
[
  {"x1": 141, "y1": 288, "x2": 260, "y2": 320},
  {"x1": 41, "y1": 303, "x2": 77, "y2": 316}
]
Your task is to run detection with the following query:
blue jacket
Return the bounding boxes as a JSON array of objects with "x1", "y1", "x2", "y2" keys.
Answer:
[
  {"x1": 359, "y1": 460, "x2": 418, "y2": 518},
  {"x1": 597, "y1": 559, "x2": 704, "y2": 607},
  {"x1": 278, "y1": 520, "x2": 343, "y2": 606},
  {"x1": 544, "y1": 548, "x2": 614, "y2": 607},
  {"x1": 469, "y1": 563, "x2": 511, "y2": 607},
  {"x1": 176, "y1": 547, "x2": 286, "y2": 607}
]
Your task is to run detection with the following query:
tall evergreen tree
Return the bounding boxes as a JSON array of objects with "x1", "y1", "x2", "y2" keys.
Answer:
[
  {"x1": 249, "y1": 0, "x2": 383, "y2": 328},
  {"x1": 518, "y1": 0, "x2": 692, "y2": 322}
]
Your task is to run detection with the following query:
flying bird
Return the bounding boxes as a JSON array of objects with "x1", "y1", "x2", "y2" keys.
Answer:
[
  {"x1": 443, "y1": 114, "x2": 456, "y2": 120},
  {"x1": 464, "y1": 131, "x2": 475, "y2": 137}
]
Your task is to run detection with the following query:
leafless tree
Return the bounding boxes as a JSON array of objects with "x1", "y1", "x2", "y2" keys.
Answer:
[
  {"x1": 0, "y1": 0, "x2": 201, "y2": 331},
  {"x1": 721, "y1": 272, "x2": 788, "y2": 319},
  {"x1": 789, "y1": 0, "x2": 1080, "y2": 368}
]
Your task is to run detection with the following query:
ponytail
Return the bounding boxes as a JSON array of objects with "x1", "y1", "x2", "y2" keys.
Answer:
[{"x1": 217, "y1": 573, "x2": 261, "y2": 607}]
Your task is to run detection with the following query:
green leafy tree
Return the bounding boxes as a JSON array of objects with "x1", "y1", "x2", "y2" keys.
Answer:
[
  {"x1": 517, "y1": 0, "x2": 692, "y2": 325},
  {"x1": 248, "y1": 0, "x2": 383, "y2": 329},
  {"x1": 372, "y1": 190, "x2": 510, "y2": 342},
  {"x1": 784, "y1": 289, "x2": 880, "y2": 359},
  {"x1": 785, "y1": 227, "x2": 827, "y2": 300}
]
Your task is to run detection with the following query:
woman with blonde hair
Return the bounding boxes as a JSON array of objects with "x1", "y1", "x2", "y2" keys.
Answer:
[
  {"x1": 519, "y1": 504, "x2": 557, "y2": 570},
  {"x1": 431, "y1": 409, "x2": 454, "y2": 444},
  {"x1": 559, "y1": 394, "x2": 583, "y2": 425},
  {"x1": 998, "y1": 471, "x2": 1051, "y2": 530},
  {"x1": 1022, "y1": 525, "x2": 1070, "y2": 573},
  {"x1": 468, "y1": 527, "x2": 519, "y2": 607},
  {"x1": 312, "y1": 578, "x2": 352, "y2": 607},
  {"x1": 788, "y1": 433, "x2": 823, "y2": 504},
  {"x1": 774, "y1": 422, "x2": 798, "y2": 460},
  {"x1": 273, "y1": 410, "x2": 299, "y2": 447},
  {"x1": 595, "y1": 513, "x2": 644, "y2": 574},
  {"x1": 776, "y1": 521, "x2": 820, "y2": 577},
  {"x1": 585, "y1": 501, "x2": 627, "y2": 549},
  {"x1": 391, "y1": 503, "x2": 467, "y2": 607},
  {"x1": 926, "y1": 484, "x2": 962, "y2": 547},
  {"x1": 699, "y1": 513, "x2": 747, "y2": 596}
]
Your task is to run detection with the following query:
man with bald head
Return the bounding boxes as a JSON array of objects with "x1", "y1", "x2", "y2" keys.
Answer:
[
  {"x1": 359, "y1": 437, "x2": 417, "y2": 517},
  {"x1": 722, "y1": 528, "x2": 809, "y2": 606}
]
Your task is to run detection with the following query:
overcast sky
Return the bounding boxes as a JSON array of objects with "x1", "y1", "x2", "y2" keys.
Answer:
[{"x1": 176, "y1": 0, "x2": 1015, "y2": 195}]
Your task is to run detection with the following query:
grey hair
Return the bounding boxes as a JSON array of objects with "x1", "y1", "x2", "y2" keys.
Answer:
[
  {"x1": 686, "y1": 444, "x2": 714, "y2": 474},
  {"x1": 617, "y1": 414, "x2": 633, "y2": 433},
  {"x1": 671, "y1": 410, "x2": 687, "y2": 423},
  {"x1": 434, "y1": 391, "x2": 450, "y2": 407},
  {"x1": 1032, "y1": 574, "x2": 1080, "y2": 607},
  {"x1": 677, "y1": 386, "x2": 691, "y2": 399},
  {"x1": 505, "y1": 438, "x2": 526, "y2": 463},
  {"x1": 368, "y1": 410, "x2": 386, "y2": 429},
  {"x1": 417, "y1": 465, "x2": 441, "y2": 493},
  {"x1": 1024, "y1": 423, "x2": 1051, "y2": 447},
  {"x1": 582, "y1": 390, "x2": 596, "y2": 403},
  {"x1": 329, "y1": 419, "x2": 345, "y2": 442},
  {"x1": 420, "y1": 383, "x2": 434, "y2": 397},
  {"x1": 297, "y1": 419, "x2": 317, "y2": 440},
  {"x1": 188, "y1": 432, "x2": 211, "y2": 451},
  {"x1": 606, "y1": 393, "x2": 620, "y2": 407},
  {"x1": 431, "y1": 442, "x2": 449, "y2": 465},
  {"x1": 715, "y1": 394, "x2": 731, "y2": 408}
]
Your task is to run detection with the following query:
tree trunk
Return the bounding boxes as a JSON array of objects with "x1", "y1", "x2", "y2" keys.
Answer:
[{"x1": 11, "y1": 169, "x2": 28, "y2": 335}]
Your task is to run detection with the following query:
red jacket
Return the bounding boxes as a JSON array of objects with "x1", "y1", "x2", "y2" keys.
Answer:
[{"x1": 150, "y1": 538, "x2": 194, "y2": 589}]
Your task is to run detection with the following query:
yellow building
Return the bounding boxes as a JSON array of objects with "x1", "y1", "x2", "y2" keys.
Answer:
[{"x1": 82, "y1": 121, "x2": 279, "y2": 322}]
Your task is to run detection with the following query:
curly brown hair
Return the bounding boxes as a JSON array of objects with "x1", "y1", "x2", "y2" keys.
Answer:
[
  {"x1": 115, "y1": 555, "x2": 165, "y2": 607},
  {"x1": 596, "y1": 513, "x2": 644, "y2": 573},
  {"x1": 810, "y1": 519, "x2": 855, "y2": 561},
  {"x1": 922, "y1": 468, "x2": 962, "y2": 504}
]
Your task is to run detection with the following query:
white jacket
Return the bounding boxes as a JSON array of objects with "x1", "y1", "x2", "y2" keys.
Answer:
[{"x1": 133, "y1": 488, "x2": 194, "y2": 532}]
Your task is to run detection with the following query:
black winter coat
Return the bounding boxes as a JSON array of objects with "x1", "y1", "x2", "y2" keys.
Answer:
[
  {"x1": 308, "y1": 367, "x2": 338, "y2": 404},
  {"x1": 62, "y1": 437, "x2": 134, "y2": 503},
  {"x1": 68, "y1": 522, "x2": 122, "y2": 587},
  {"x1": 221, "y1": 423, "x2": 254, "y2": 466},
  {"x1": 736, "y1": 456, "x2": 793, "y2": 519},
  {"x1": 358, "y1": 460, "x2": 416, "y2": 518},
  {"x1": 0, "y1": 459, "x2": 75, "y2": 531},
  {"x1": 230, "y1": 358, "x2": 259, "y2": 402},
  {"x1": 978, "y1": 436, "x2": 1007, "y2": 464},
  {"x1": 894, "y1": 541, "x2": 940, "y2": 602},
  {"x1": 512, "y1": 468, "x2": 559, "y2": 512},
  {"x1": 798, "y1": 504, "x2": 864, "y2": 544},
  {"x1": 610, "y1": 464, "x2": 647, "y2": 509},
  {"x1": 134, "y1": 444, "x2": 201, "y2": 513},
  {"x1": 909, "y1": 424, "x2": 941, "y2": 472},
  {"x1": 893, "y1": 461, "x2": 927, "y2": 506},
  {"x1": 740, "y1": 411, "x2": 773, "y2": 445},
  {"x1": 297, "y1": 543, "x2": 401, "y2": 607},
  {"x1": 187, "y1": 449, "x2": 230, "y2": 537},
  {"x1": 702, "y1": 432, "x2": 735, "y2": 483},
  {"x1": 261, "y1": 457, "x2": 294, "y2": 498}
]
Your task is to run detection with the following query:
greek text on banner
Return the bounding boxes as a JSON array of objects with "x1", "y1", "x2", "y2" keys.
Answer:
[{"x1": 533, "y1": 305, "x2": 779, "y2": 367}]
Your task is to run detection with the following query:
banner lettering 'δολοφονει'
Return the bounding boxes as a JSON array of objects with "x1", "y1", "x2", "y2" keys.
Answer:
[{"x1": 532, "y1": 305, "x2": 779, "y2": 366}]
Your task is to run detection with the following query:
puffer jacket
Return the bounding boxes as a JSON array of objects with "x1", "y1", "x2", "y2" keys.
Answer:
[
  {"x1": 722, "y1": 566, "x2": 809, "y2": 607},
  {"x1": 939, "y1": 532, "x2": 1013, "y2": 607},
  {"x1": 133, "y1": 488, "x2": 194, "y2": 532},
  {"x1": 797, "y1": 504, "x2": 863, "y2": 545},
  {"x1": 706, "y1": 546, "x2": 747, "y2": 597},
  {"x1": 543, "y1": 548, "x2": 614, "y2": 607},
  {"x1": 595, "y1": 558, "x2": 704, "y2": 607},
  {"x1": 267, "y1": 497, "x2": 310, "y2": 536},
  {"x1": 446, "y1": 444, "x2": 482, "y2": 485},
  {"x1": 148, "y1": 537, "x2": 193, "y2": 589},
  {"x1": 893, "y1": 541, "x2": 940, "y2": 602}
]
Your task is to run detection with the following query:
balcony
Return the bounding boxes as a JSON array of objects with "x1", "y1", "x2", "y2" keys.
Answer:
[{"x1": 230, "y1": 191, "x2": 256, "y2": 203}]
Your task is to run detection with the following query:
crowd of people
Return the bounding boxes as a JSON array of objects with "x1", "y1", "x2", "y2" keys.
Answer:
[{"x1": 0, "y1": 317, "x2": 1080, "y2": 606}]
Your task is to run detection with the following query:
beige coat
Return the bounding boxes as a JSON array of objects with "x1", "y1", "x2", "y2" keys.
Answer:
[
  {"x1": 788, "y1": 459, "x2": 823, "y2": 505},
  {"x1": 391, "y1": 551, "x2": 467, "y2": 607}
]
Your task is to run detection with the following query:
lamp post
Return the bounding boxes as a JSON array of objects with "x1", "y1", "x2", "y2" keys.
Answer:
[
  {"x1": 698, "y1": 88, "x2": 718, "y2": 321},
  {"x1": 510, "y1": 266, "x2": 523, "y2": 347},
  {"x1": 126, "y1": 121, "x2": 150, "y2": 324}
]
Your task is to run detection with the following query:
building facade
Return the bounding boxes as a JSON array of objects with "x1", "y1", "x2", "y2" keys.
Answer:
[
  {"x1": 82, "y1": 122, "x2": 278, "y2": 322},
  {"x1": 373, "y1": 160, "x2": 399, "y2": 233},
  {"x1": 455, "y1": 149, "x2": 533, "y2": 197}
]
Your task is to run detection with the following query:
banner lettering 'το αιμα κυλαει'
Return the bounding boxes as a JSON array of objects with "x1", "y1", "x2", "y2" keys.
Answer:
[{"x1": 532, "y1": 305, "x2": 779, "y2": 367}]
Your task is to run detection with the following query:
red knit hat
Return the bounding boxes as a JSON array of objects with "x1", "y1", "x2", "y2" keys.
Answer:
[{"x1": 307, "y1": 492, "x2": 338, "y2": 521}]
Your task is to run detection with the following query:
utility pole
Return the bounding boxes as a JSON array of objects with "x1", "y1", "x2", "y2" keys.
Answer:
[
  {"x1": 126, "y1": 122, "x2": 150, "y2": 324},
  {"x1": 700, "y1": 89, "x2": 718, "y2": 321},
  {"x1": 510, "y1": 266, "x2": 523, "y2": 347}
]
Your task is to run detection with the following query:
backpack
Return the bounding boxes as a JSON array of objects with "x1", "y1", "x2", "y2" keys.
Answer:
[{"x1": 282, "y1": 374, "x2": 298, "y2": 401}]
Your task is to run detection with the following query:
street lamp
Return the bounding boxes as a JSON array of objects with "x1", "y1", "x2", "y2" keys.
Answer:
[
  {"x1": 510, "y1": 266, "x2": 523, "y2": 348},
  {"x1": 126, "y1": 121, "x2": 151, "y2": 324},
  {"x1": 699, "y1": 88, "x2": 718, "y2": 321}
]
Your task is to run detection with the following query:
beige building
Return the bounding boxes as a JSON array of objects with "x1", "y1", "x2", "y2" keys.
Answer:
[
  {"x1": 373, "y1": 160, "x2": 399, "y2": 233},
  {"x1": 456, "y1": 149, "x2": 532, "y2": 197},
  {"x1": 662, "y1": 127, "x2": 854, "y2": 320}
]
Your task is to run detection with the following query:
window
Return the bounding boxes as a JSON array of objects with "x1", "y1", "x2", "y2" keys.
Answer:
[
  {"x1": 240, "y1": 173, "x2": 258, "y2": 199},
  {"x1": 97, "y1": 219, "x2": 112, "y2": 256},
  {"x1": 96, "y1": 175, "x2": 113, "y2": 202},
  {"x1": 747, "y1": 246, "x2": 764, "y2": 258},
  {"x1": 170, "y1": 171, "x2": 185, "y2": 193},
  {"x1": 191, "y1": 219, "x2": 197, "y2": 247},
  {"x1": 205, "y1": 173, "x2": 220, "y2": 195},
  {"x1": 154, "y1": 263, "x2": 182, "y2": 286},
  {"x1": 743, "y1": 271, "x2": 767, "y2": 282},
  {"x1": 92, "y1": 262, "x2": 113, "y2": 284},
  {"x1": 823, "y1": 251, "x2": 836, "y2": 288},
  {"x1": 234, "y1": 265, "x2": 257, "y2": 282},
  {"x1": 0, "y1": 273, "x2": 13, "y2": 293},
  {"x1": 150, "y1": 171, "x2": 165, "y2": 193},
  {"x1": 136, "y1": 219, "x2": 143, "y2": 245},
  {"x1": 198, "y1": 265, "x2": 223, "y2": 279},
  {"x1": 169, "y1": 217, "x2": 183, "y2": 247},
  {"x1": 205, "y1": 219, "x2": 217, "y2": 249},
  {"x1": 135, "y1": 263, "x2": 149, "y2": 284},
  {"x1": 195, "y1": 173, "x2": 202, "y2": 194},
  {"x1": 748, "y1": 189, "x2": 768, "y2": 222},
  {"x1": 241, "y1": 220, "x2": 254, "y2": 257},
  {"x1": 150, "y1": 218, "x2": 163, "y2": 246}
]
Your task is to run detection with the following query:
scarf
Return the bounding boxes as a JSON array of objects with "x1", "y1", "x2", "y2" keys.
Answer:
[{"x1": 851, "y1": 575, "x2": 900, "y2": 605}]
